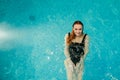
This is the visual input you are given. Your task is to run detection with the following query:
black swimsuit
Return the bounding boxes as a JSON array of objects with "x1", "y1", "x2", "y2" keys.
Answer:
[{"x1": 68, "y1": 34, "x2": 87, "y2": 66}]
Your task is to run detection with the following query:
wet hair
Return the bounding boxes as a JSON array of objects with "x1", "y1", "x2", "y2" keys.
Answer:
[
  {"x1": 72, "y1": 20, "x2": 84, "y2": 28},
  {"x1": 66, "y1": 20, "x2": 84, "y2": 45}
]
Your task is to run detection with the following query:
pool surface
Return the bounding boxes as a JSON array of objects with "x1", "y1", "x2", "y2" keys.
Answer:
[{"x1": 0, "y1": 0, "x2": 120, "y2": 80}]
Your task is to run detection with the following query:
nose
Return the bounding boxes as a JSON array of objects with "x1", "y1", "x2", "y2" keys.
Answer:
[
  {"x1": 76, "y1": 31, "x2": 80, "y2": 34},
  {"x1": 77, "y1": 30, "x2": 80, "y2": 33}
]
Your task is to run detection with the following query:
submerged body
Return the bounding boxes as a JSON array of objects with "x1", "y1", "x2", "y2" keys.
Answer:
[{"x1": 64, "y1": 33, "x2": 89, "y2": 80}]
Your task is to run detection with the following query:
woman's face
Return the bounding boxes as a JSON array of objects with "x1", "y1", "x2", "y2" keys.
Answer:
[{"x1": 73, "y1": 24, "x2": 83, "y2": 37}]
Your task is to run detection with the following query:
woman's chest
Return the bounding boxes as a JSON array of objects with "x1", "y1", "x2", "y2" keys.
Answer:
[{"x1": 72, "y1": 37, "x2": 83, "y2": 43}]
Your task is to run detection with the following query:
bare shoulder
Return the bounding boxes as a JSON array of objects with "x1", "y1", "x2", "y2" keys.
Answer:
[
  {"x1": 86, "y1": 34, "x2": 89, "y2": 38},
  {"x1": 85, "y1": 34, "x2": 90, "y2": 41}
]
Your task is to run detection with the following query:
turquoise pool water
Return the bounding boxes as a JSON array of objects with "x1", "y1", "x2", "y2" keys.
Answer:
[{"x1": 0, "y1": 0, "x2": 120, "y2": 80}]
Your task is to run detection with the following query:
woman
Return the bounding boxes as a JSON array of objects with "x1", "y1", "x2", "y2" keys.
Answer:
[{"x1": 64, "y1": 20, "x2": 89, "y2": 80}]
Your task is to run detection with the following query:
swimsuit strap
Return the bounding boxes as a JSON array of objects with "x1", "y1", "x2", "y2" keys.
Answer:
[
  {"x1": 81, "y1": 34, "x2": 87, "y2": 43},
  {"x1": 68, "y1": 32, "x2": 70, "y2": 37},
  {"x1": 68, "y1": 32, "x2": 87, "y2": 43}
]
